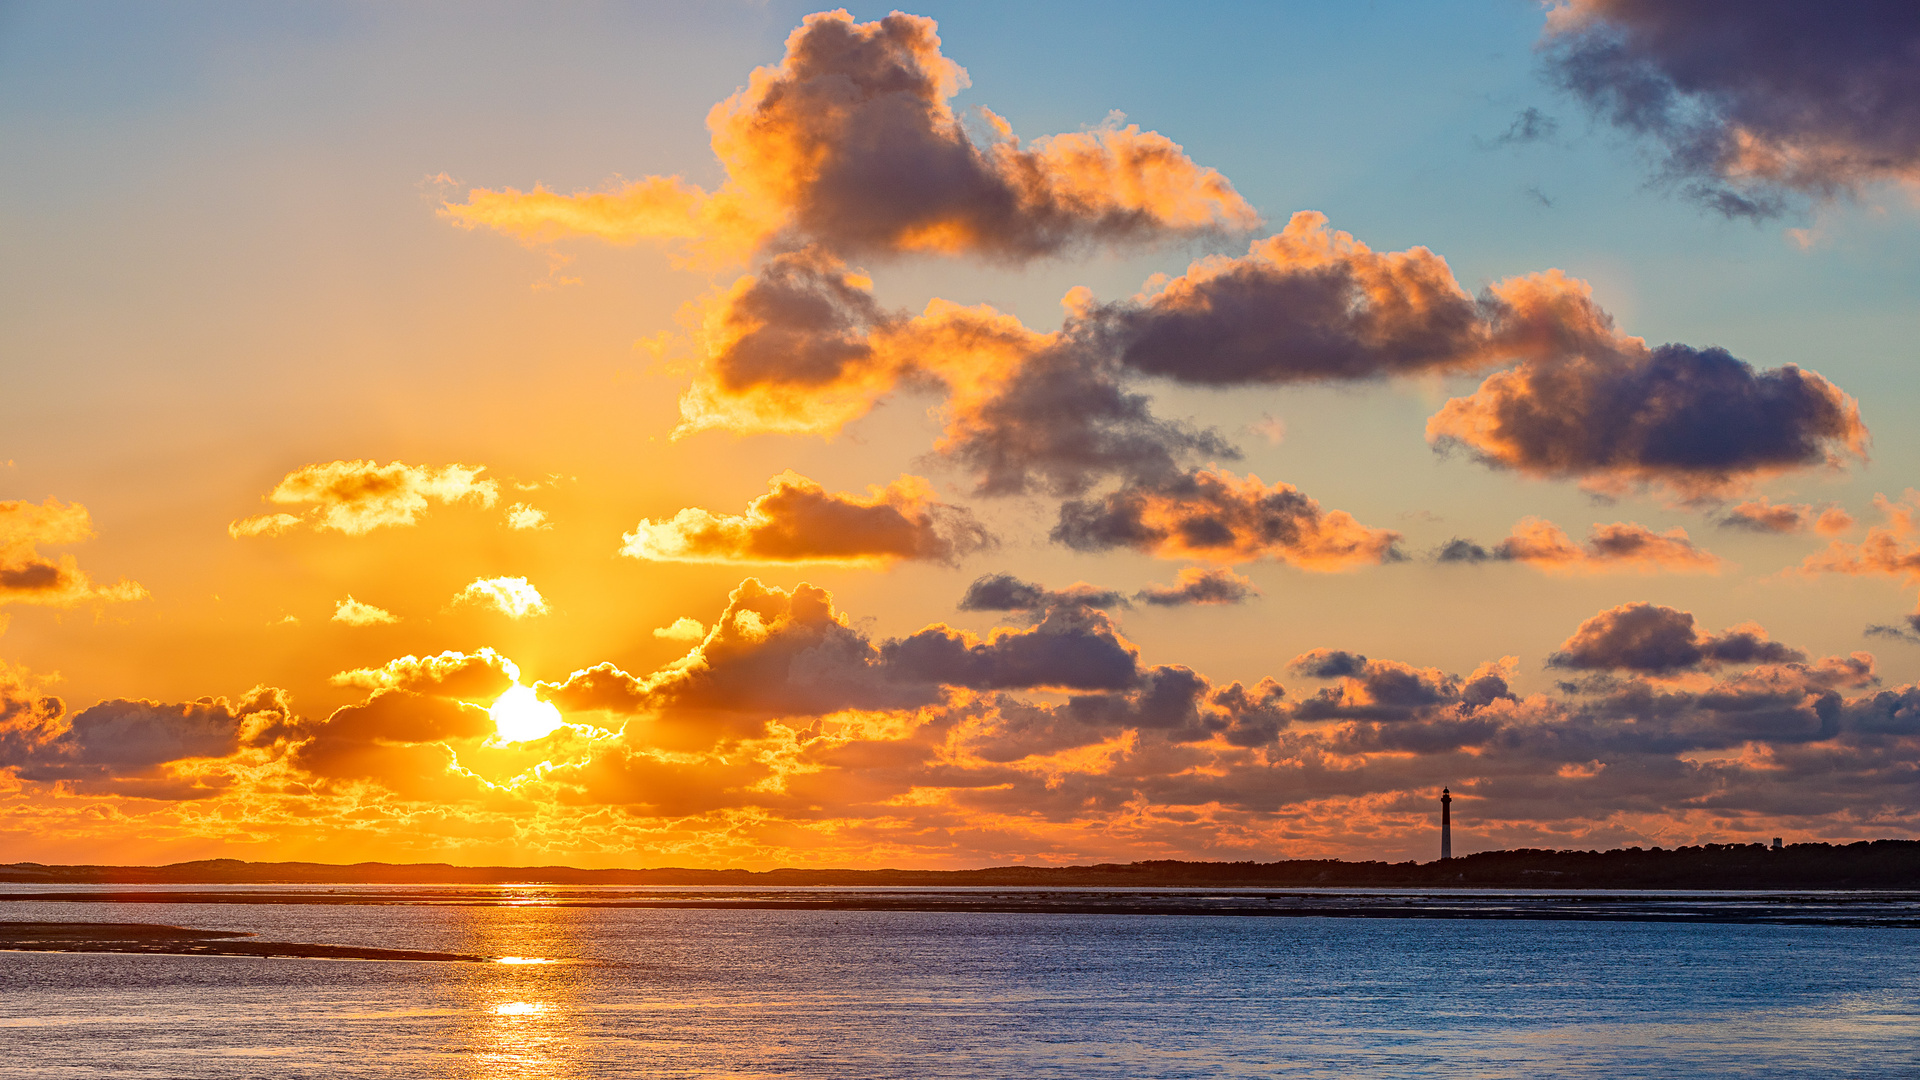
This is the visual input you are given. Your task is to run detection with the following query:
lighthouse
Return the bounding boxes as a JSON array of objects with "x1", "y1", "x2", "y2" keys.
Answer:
[{"x1": 1440, "y1": 787, "x2": 1453, "y2": 861}]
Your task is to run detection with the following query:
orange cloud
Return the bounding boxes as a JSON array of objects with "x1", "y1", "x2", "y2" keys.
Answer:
[
  {"x1": 1800, "y1": 491, "x2": 1920, "y2": 605},
  {"x1": 1492, "y1": 518, "x2": 1723, "y2": 575},
  {"x1": 1051, "y1": 469, "x2": 1400, "y2": 569},
  {"x1": 672, "y1": 247, "x2": 1052, "y2": 438},
  {"x1": 1720, "y1": 497, "x2": 1853, "y2": 535},
  {"x1": 231, "y1": 460, "x2": 499, "y2": 536},
  {"x1": 621, "y1": 471, "x2": 991, "y2": 566},
  {"x1": 9, "y1": 580, "x2": 1920, "y2": 864},
  {"x1": 0, "y1": 498, "x2": 147, "y2": 608},
  {"x1": 443, "y1": 11, "x2": 1255, "y2": 265}
]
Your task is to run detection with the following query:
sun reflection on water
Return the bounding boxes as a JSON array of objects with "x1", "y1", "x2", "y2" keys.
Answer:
[{"x1": 449, "y1": 905, "x2": 592, "y2": 1080}]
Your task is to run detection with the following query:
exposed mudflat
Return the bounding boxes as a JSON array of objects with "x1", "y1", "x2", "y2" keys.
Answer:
[{"x1": 0, "y1": 920, "x2": 488, "y2": 961}]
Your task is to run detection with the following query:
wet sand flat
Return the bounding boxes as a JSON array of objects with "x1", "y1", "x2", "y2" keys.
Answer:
[{"x1": 0, "y1": 920, "x2": 487, "y2": 961}]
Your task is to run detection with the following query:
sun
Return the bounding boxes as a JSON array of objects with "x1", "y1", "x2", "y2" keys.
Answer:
[{"x1": 489, "y1": 682, "x2": 565, "y2": 743}]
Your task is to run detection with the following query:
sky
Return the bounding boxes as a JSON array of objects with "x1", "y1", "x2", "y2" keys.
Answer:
[{"x1": 3, "y1": 0, "x2": 1920, "y2": 869}]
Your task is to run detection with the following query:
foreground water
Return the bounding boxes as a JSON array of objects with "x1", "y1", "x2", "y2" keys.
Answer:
[{"x1": 2, "y1": 888, "x2": 1917, "y2": 1078}]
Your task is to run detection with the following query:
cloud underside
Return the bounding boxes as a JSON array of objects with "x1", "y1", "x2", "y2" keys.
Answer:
[
  {"x1": 4, "y1": 580, "x2": 1916, "y2": 861},
  {"x1": 622, "y1": 471, "x2": 991, "y2": 565},
  {"x1": 1438, "y1": 518, "x2": 1722, "y2": 575},
  {"x1": 0, "y1": 498, "x2": 147, "y2": 608},
  {"x1": 1543, "y1": 0, "x2": 1920, "y2": 215}
]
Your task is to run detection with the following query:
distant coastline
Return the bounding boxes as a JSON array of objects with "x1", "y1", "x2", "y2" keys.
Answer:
[{"x1": 5, "y1": 840, "x2": 1916, "y2": 890}]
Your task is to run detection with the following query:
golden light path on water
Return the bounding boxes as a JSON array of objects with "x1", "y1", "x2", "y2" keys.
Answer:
[{"x1": 461, "y1": 905, "x2": 585, "y2": 1080}]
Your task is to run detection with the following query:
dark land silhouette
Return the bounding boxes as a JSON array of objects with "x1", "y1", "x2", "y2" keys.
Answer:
[{"x1": 4, "y1": 840, "x2": 1916, "y2": 889}]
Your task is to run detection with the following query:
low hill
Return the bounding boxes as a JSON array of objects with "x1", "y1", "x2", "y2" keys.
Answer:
[{"x1": 4, "y1": 840, "x2": 1917, "y2": 889}]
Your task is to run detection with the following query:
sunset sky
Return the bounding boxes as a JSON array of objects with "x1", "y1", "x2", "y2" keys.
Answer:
[{"x1": 5, "y1": 1, "x2": 1920, "y2": 868}]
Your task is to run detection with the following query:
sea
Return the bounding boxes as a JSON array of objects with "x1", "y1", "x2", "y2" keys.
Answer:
[{"x1": 2, "y1": 885, "x2": 1918, "y2": 1078}]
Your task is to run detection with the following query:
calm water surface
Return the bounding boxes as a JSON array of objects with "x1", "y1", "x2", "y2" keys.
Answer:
[{"x1": 2, "y1": 892, "x2": 1916, "y2": 1078}]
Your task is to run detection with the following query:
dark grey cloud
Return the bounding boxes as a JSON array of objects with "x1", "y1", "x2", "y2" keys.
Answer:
[
  {"x1": 1542, "y1": 0, "x2": 1920, "y2": 215},
  {"x1": 1051, "y1": 468, "x2": 1402, "y2": 568},
  {"x1": 1433, "y1": 538, "x2": 1494, "y2": 564},
  {"x1": 1429, "y1": 342, "x2": 1868, "y2": 500},
  {"x1": 706, "y1": 247, "x2": 896, "y2": 393},
  {"x1": 1067, "y1": 665, "x2": 1290, "y2": 747},
  {"x1": 1134, "y1": 567, "x2": 1258, "y2": 607},
  {"x1": 1495, "y1": 107, "x2": 1561, "y2": 146},
  {"x1": 1100, "y1": 212, "x2": 1491, "y2": 385},
  {"x1": 883, "y1": 603, "x2": 1142, "y2": 692},
  {"x1": 940, "y1": 337, "x2": 1237, "y2": 497},
  {"x1": 1865, "y1": 615, "x2": 1920, "y2": 646},
  {"x1": 958, "y1": 573, "x2": 1127, "y2": 614},
  {"x1": 1548, "y1": 603, "x2": 1807, "y2": 674},
  {"x1": 1290, "y1": 649, "x2": 1370, "y2": 680},
  {"x1": 2, "y1": 688, "x2": 296, "y2": 792}
]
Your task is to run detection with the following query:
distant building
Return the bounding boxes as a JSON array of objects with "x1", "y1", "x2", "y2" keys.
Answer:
[{"x1": 1440, "y1": 787, "x2": 1453, "y2": 861}]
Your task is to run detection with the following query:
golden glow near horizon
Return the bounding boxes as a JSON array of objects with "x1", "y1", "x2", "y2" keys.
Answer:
[{"x1": 6, "y1": 5, "x2": 1920, "y2": 870}]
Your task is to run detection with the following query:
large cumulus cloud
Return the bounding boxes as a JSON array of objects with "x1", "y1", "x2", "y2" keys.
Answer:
[
  {"x1": 1428, "y1": 340, "x2": 1866, "y2": 501},
  {"x1": 443, "y1": 10, "x2": 1257, "y2": 263},
  {"x1": 1547, "y1": 603, "x2": 1805, "y2": 674},
  {"x1": 1542, "y1": 0, "x2": 1920, "y2": 216}
]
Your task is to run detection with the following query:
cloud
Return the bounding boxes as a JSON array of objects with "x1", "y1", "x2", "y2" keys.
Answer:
[
  {"x1": 0, "y1": 498, "x2": 148, "y2": 609},
  {"x1": 0, "y1": 684, "x2": 296, "y2": 796},
  {"x1": 1288, "y1": 652, "x2": 1516, "y2": 723},
  {"x1": 1428, "y1": 337, "x2": 1866, "y2": 501},
  {"x1": 621, "y1": 471, "x2": 991, "y2": 566},
  {"x1": 1051, "y1": 468, "x2": 1401, "y2": 569},
  {"x1": 653, "y1": 617, "x2": 708, "y2": 643},
  {"x1": 332, "y1": 597, "x2": 398, "y2": 626},
  {"x1": 231, "y1": 460, "x2": 499, "y2": 536},
  {"x1": 290, "y1": 689, "x2": 498, "y2": 798},
  {"x1": 1548, "y1": 603, "x2": 1806, "y2": 674},
  {"x1": 1800, "y1": 491, "x2": 1920, "y2": 606},
  {"x1": 1102, "y1": 234, "x2": 1642, "y2": 387},
  {"x1": 1135, "y1": 566, "x2": 1258, "y2": 607},
  {"x1": 957, "y1": 573, "x2": 1127, "y2": 614},
  {"x1": 1719, "y1": 498, "x2": 1853, "y2": 535},
  {"x1": 674, "y1": 247, "x2": 912, "y2": 435},
  {"x1": 443, "y1": 11, "x2": 1256, "y2": 263},
  {"x1": 1494, "y1": 106, "x2": 1560, "y2": 146},
  {"x1": 505, "y1": 504, "x2": 551, "y2": 530},
  {"x1": 329, "y1": 649, "x2": 518, "y2": 700},
  {"x1": 1483, "y1": 518, "x2": 1724, "y2": 575},
  {"x1": 1542, "y1": 0, "x2": 1920, "y2": 215},
  {"x1": 882, "y1": 604, "x2": 1143, "y2": 692},
  {"x1": 17, "y1": 579, "x2": 1920, "y2": 859},
  {"x1": 544, "y1": 579, "x2": 939, "y2": 726},
  {"x1": 935, "y1": 326, "x2": 1237, "y2": 497},
  {"x1": 453, "y1": 577, "x2": 549, "y2": 619},
  {"x1": 1101, "y1": 212, "x2": 1492, "y2": 384}
]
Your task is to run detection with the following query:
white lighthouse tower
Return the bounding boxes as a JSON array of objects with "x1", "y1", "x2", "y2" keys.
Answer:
[{"x1": 1440, "y1": 787, "x2": 1453, "y2": 861}]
